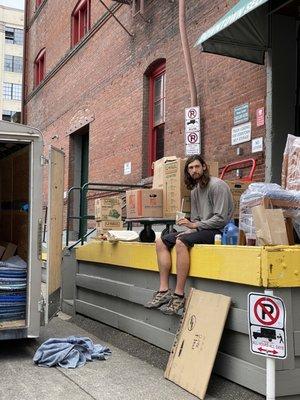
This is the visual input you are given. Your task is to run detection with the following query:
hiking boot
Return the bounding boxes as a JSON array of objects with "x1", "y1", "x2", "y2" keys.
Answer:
[
  {"x1": 144, "y1": 289, "x2": 172, "y2": 309},
  {"x1": 160, "y1": 294, "x2": 185, "y2": 315}
]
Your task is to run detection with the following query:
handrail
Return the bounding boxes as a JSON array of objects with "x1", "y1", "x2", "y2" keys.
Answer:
[{"x1": 66, "y1": 181, "x2": 151, "y2": 246}]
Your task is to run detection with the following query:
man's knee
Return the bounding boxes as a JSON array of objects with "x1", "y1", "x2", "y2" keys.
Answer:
[
  {"x1": 156, "y1": 237, "x2": 167, "y2": 252},
  {"x1": 175, "y1": 238, "x2": 188, "y2": 252}
]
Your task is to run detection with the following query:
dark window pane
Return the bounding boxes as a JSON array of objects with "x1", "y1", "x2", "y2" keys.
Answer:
[
  {"x1": 2, "y1": 110, "x2": 12, "y2": 121},
  {"x1": 155, "y1": 125, "x2": 164, "y2": 160},
  {"x1": 5, "y1": 27, "x2": 14, "y2": 44}
]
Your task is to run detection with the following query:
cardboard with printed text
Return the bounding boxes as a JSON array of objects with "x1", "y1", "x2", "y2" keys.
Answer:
[{"x1": 165, "y1": 288, "x2": 231, "y2": 399}]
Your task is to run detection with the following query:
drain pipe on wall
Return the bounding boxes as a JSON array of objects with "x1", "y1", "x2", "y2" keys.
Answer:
[{"x1": 179, "y1": 0, "x2": 198, "y2": 107}]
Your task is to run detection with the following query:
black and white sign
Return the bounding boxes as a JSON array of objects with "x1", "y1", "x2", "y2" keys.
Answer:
[
  {"x1": 185, "y1": 143, "x2": 201, "y2": 155},
  {"x1": 231, "y1": 122, "x2": 251, "y2": 145},
  {"x1": 248, "y1": 293, "x2": 287, "y2": 359},
  {"x1": 185, "y1": 106, "x2": 201, "y2": 155},
  {"x1": 123, "y1": 161, "x2": 131, "y2": 175},
  {"x1": 234, "y1": 103, "x2": 249, "y2": 125},
  {"x1": 252, "y1": 137, "x2": 263, "y2": 153}
]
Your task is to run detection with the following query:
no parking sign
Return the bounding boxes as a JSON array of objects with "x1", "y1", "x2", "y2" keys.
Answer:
[{"x1": 248, "y1": 293, "x2": 287, "y2": 359}]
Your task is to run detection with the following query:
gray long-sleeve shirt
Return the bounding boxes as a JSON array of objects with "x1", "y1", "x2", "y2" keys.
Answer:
[{"x1": 190, "y1": 177, "x2": 233, "y2": 230}]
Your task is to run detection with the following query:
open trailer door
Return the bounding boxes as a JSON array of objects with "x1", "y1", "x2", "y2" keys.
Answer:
[{"x1": 45, "y1": 146, "x2": 65, "y2": 323}]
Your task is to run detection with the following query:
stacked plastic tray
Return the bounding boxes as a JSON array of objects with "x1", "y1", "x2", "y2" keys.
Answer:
[{"x1": 0, "y1": 261, "x2": 27, "y2": 322}]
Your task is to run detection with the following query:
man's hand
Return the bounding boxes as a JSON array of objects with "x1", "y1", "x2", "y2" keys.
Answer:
[
  {"x1": 177, "y1": 218, "x2": 198, "y2": 230},
  {"x1": 177, "y1": 228, "x2": 197, "y2": 237}
]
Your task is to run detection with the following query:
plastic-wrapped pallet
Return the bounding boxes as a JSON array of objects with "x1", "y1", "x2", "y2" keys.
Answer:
[
  {"x1": 282, "y1": 134, "x2": 300, "y2": 191},
  {"x1": 239, "y1": 183, "x2": 300, "y2": 240}
]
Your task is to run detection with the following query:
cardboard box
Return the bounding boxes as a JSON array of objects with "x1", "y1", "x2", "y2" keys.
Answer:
[
  {"x1": 225, "y1": 180, "x2": 250, "y2": 219},
  {"x1": 95, "y1": 220, "x2": 123, "y2": 235},
  {"x1": 152, "y1": 156, "x2": 177, "y2": 189},
  {"x1": 207, "y1": 161, "x2": 219, "y2": 177},
  {"x1": 95, "y1": 197, "x2": 122, "y2": 221},
  {"x1": 165, "y1": 288, "x2": 231, "y2": 399},
  {"x1": 126, "y1": 189, "x2": 163, "y2": 218},
  {"x1": 163, "y1": 158, "x2": 191, "y2": 219}
]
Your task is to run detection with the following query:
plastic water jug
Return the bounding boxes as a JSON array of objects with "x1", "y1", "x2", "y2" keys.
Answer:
[{"x1": 222, "y1": 220, "x2": 239, "y2": 245}]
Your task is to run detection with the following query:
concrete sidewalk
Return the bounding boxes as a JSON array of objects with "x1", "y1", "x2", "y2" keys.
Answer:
[{"x1": 0, "y1": 313, "x2": 263, "y2": 400}]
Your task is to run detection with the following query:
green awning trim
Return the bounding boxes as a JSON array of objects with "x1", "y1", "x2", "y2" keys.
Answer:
[{"x1": 195, "y1": 0, "x2": 269, "y2": 64}]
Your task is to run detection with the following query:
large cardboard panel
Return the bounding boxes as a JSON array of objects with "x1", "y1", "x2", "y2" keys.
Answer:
[
  {"x1": 165, "y1": 289, "x2": 231, "y2": 399},
  {"x1": 225, "y1": 180, "x2": 250, "y2": 219},
  {"x1": 163, "y1": 159, "x2": 191, "y2": 219},
  {"x1": 95, "y1": 197, "x2": 122, "y2": 221},
  {"x1": 126, "y1": 189, "x2": 163, "y2": 218}
]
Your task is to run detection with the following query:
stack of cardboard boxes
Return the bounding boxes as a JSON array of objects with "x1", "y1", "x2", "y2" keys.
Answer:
[
  {"x1": 125, "y1": 157, "x2": 249, "y2": 222},
  {"x1": 126, "y1": 157, "x2": 191, "y2": 220},
  {"x1": 94, "y1": 197, "x2": 123, "y2": 237}
]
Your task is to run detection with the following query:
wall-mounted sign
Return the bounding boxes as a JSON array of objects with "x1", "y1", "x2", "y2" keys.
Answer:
[
  {"x1": 185, "y1": 106, "x2": 201, "y2": 155},
  {"x1": 234, "y1": 103, "x2": 249, "y2": 125},
  {"x1": 185, "y1": 143, "x2": 201, "y2": 155},
  {"x1": 185, "y1": 131, "x2": 200, "y2": 145},
  {"x1": 256, "y1": 107, "x2": 265, "y2": 127},
  {"x1": 231, "y1": 122, "x2": 251, "y2": 145},
  {"x1": 252, "y1": 137, "x2": 263, "y2": 153},
  {"x1": 124, "y1": 161, "x2": 131, "y2": 175}
]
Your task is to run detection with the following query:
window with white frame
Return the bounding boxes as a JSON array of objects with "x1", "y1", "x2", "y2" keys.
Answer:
[
  {"x1": 2, "y1": 110, "x2": 20, "y2": 122},
  {"x1": 5, "y1": 27, "x2": 24, "y2": 45},
  {"x1": 2, "y1": 83, "x2": 22, "y2": 100},
  {"x1": 4, "y1": 55, "x2": 23, "y2": 73}
]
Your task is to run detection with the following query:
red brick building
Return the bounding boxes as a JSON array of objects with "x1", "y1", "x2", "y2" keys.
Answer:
[{"x1": 23, "y1": 0, "x2": 299, "y2": 234}]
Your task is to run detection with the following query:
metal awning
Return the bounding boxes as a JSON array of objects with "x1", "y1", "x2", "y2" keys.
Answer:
[{"x1": 195, "y1": 0, "x2": 269, "y2": 64}]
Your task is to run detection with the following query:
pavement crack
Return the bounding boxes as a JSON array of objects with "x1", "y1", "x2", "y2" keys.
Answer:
[{"x1": 57, "y1": 368, "x2": 98, "y2": 400}]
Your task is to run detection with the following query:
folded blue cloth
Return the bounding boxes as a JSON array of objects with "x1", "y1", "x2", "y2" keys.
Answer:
[{"x1": 33, "y1": 336, "x2": 111, "y2": 368}]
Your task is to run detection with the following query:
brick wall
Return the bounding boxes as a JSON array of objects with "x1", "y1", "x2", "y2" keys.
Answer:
[{"x1": 24, "y1": 0, "x2": 267, "y2": 201}]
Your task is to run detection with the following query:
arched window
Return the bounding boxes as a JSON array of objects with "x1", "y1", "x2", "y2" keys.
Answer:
[
  {"x1": 71, "y1": 0, "x2": 91, "y2": 47},
  {"x1": 147, "y1": 60, "x2": 166, "y2": 175},
  {"x1": 34, "y1": 48, "x2": 46, "y2": 87}
]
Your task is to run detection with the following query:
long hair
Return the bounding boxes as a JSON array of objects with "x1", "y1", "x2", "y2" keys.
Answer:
[{"x1": 184, "y1": 155, "x2": 210, "y2": 190}]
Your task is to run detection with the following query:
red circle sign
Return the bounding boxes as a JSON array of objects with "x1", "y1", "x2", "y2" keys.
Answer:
[
  {"x1": 254, "y1": 297, "x2": 280, "y2": 326},
  {"x1": 188, "y1": 109, "x2": 197, "y2": 119},
  {"x1": 187, "y1": 132, "x2": 198, "y2": 144}
]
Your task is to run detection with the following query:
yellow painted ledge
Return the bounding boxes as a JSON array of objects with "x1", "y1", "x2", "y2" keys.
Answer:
[
  {"x1": 76, "y1": 241, "x2": 264, "y2": 286},
  {"x1": 261, "y1": 246, "x2": 300, "y2": 287},
  {"x1": 76, "y1": 241, "x2": 300, "y2": 287}
]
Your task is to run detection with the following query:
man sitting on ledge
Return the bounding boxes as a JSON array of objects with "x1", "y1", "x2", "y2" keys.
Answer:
[{"x1": 145, "y1": 155, "x2": 233, "y2": 315}]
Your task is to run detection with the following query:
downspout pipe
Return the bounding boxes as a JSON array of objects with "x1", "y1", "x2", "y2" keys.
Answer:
[
  {"x1": 21, "y1": 0, "x2": 28, "y2": 124},
  {"x1": 179, "y1": 0, "x2": 198, "y2": 107}
]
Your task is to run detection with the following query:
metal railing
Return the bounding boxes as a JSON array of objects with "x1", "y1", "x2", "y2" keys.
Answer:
[{"x1": 66, "y1": 181, "x2": 150, "y2": 247}]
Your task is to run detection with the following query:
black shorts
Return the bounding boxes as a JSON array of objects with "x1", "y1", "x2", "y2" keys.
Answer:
[{"x1": 161, "y1": 229, "x2": 222, "y2": 250}]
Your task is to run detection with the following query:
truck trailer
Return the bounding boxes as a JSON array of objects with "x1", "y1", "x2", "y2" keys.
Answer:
[{"x1": 0, "y1": 120, "x2": 64, "y2": 340}]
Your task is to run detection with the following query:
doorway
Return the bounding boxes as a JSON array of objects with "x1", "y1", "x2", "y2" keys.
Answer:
[{"x1": 69, "y1": 125, "x2": 89, "y2": 240}]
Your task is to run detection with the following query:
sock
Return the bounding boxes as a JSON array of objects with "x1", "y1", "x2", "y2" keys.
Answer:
[{"x1": 174, "y1": 292, "x2": 184, "y2": 298}]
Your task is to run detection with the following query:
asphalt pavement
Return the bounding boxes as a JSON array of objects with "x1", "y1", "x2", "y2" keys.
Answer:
[{"x1": 0, "y1": 312, "x2": 264, "y2": 400}]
